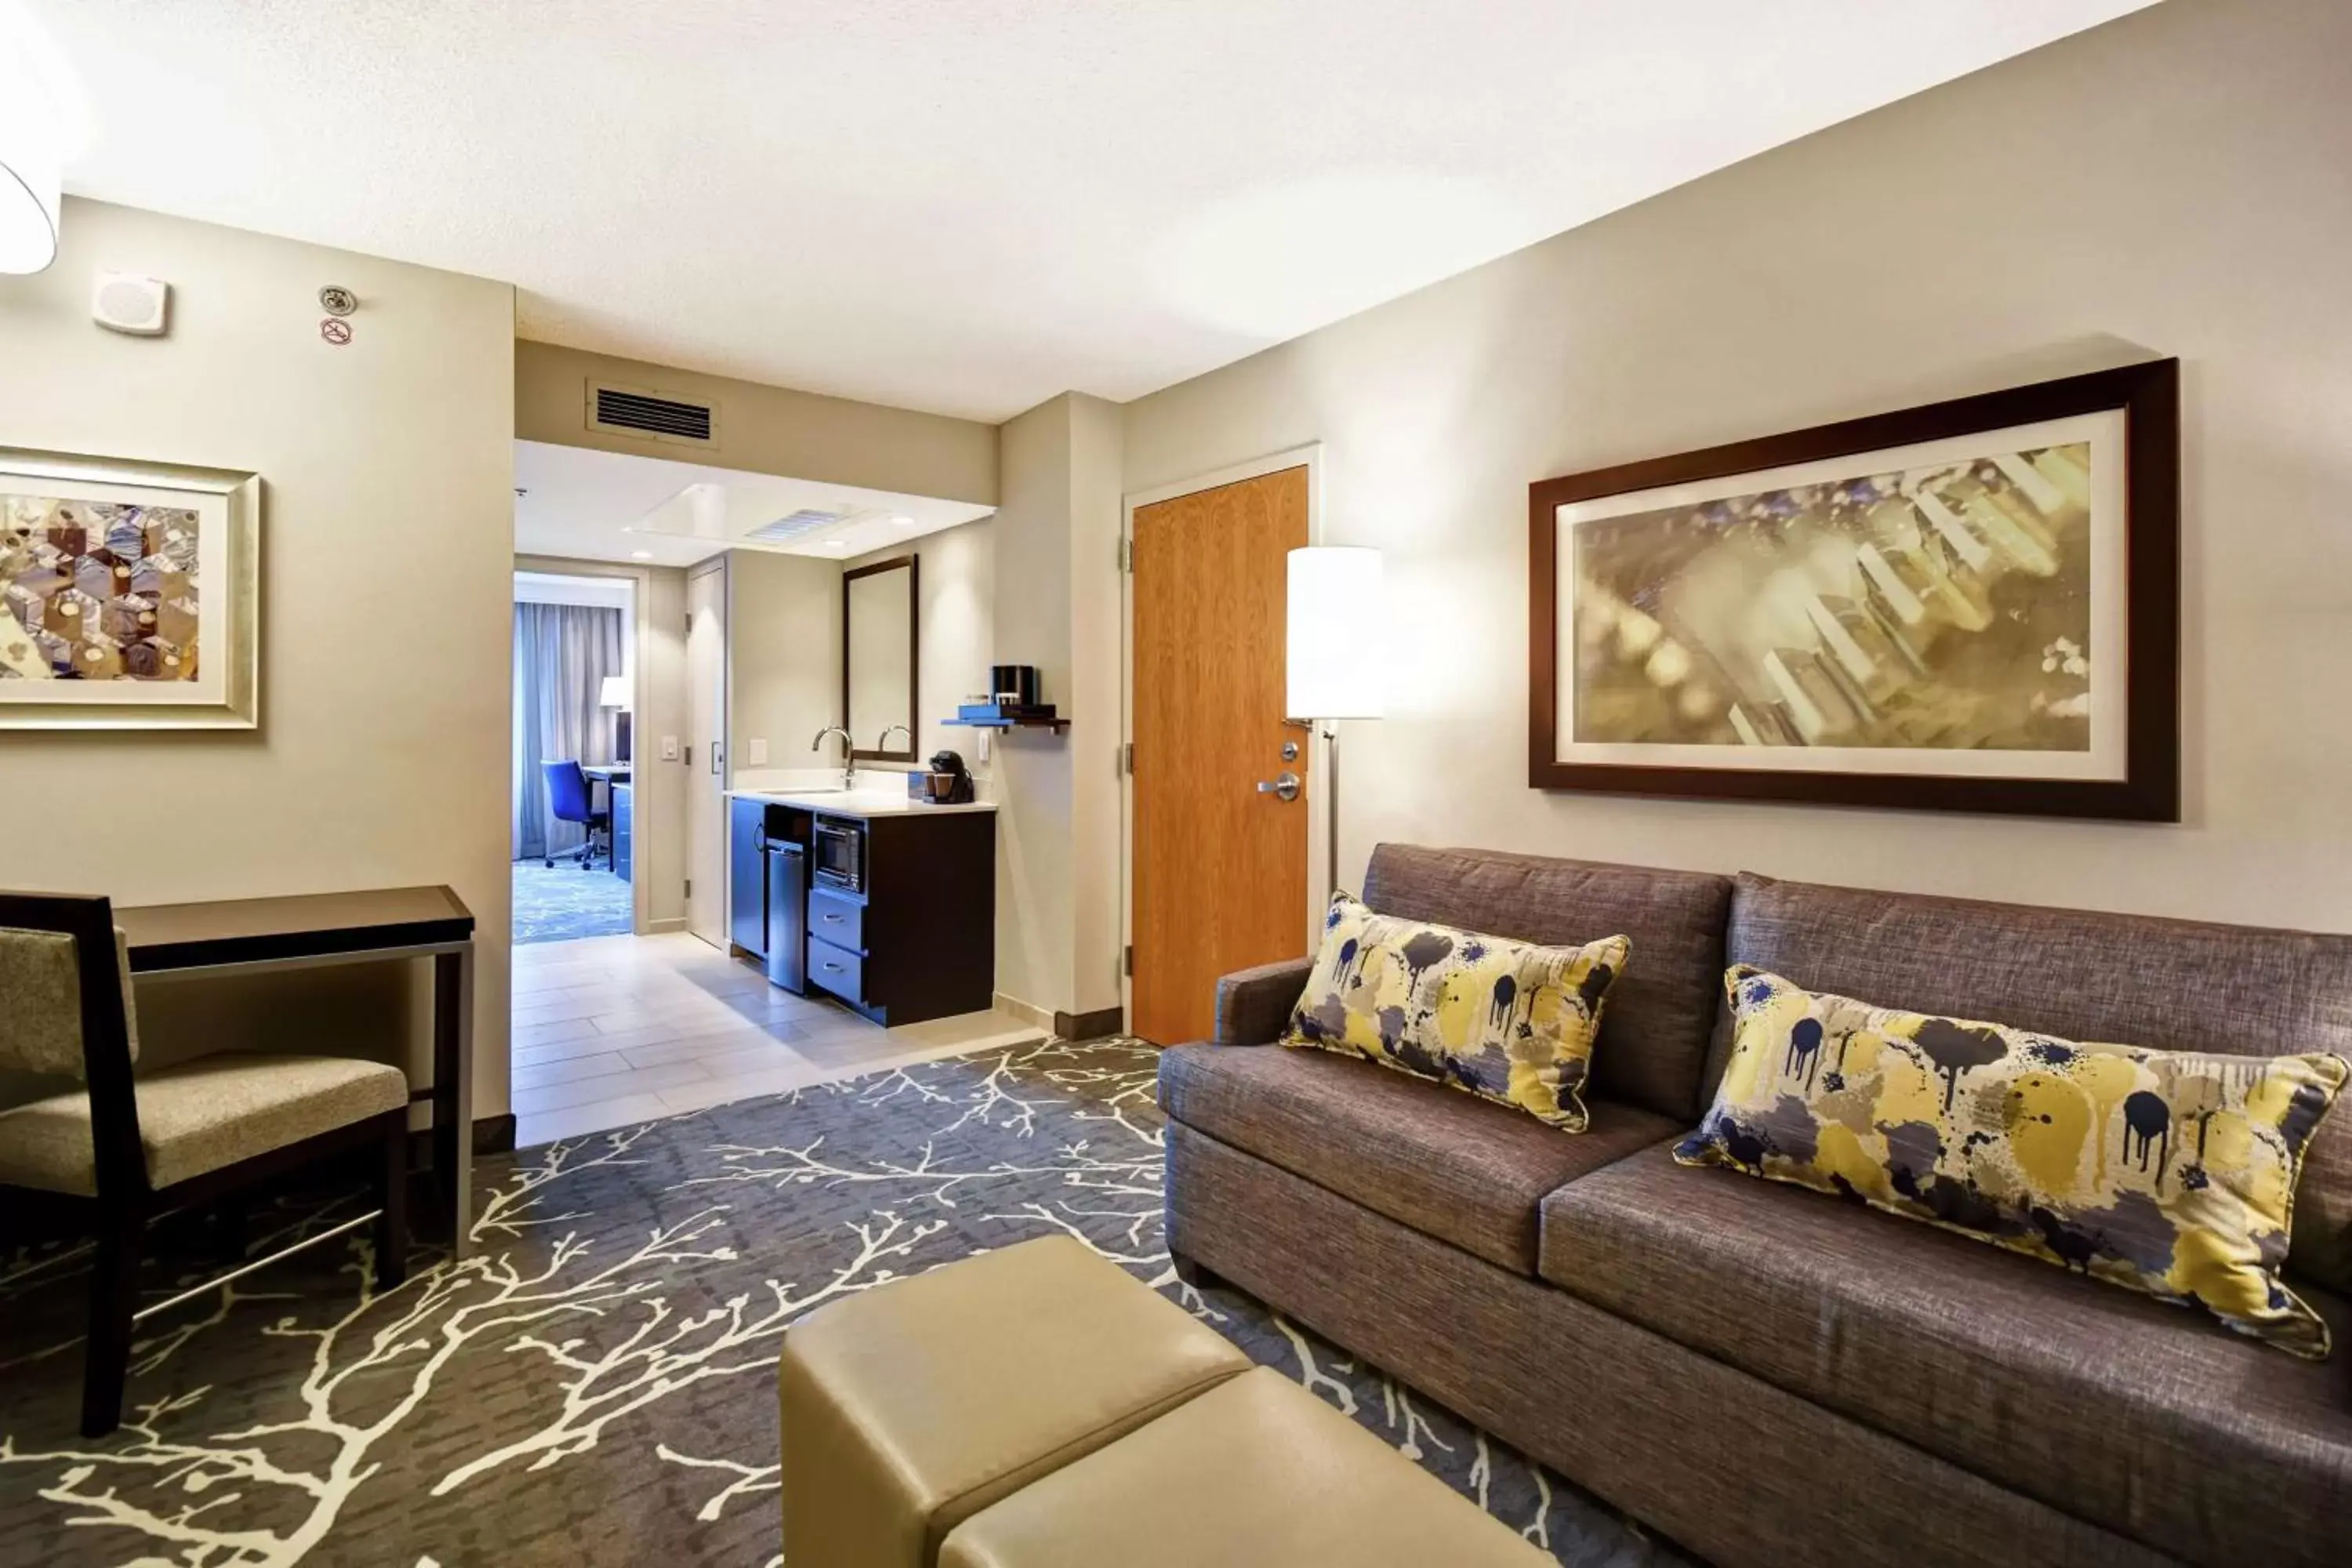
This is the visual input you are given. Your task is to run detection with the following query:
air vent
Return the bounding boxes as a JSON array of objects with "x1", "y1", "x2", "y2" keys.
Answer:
[
  {"x1": 586, "y1": 380, "x2": 717, "y2": 447},
  {"x1": 746, "y1": 508, "x2": 851, "y2": 545}
]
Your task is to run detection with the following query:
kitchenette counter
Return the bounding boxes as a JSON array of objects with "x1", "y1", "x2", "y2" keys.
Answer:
[{"x1": 723, "y1": 788, "x2": 996, "y2": 819}]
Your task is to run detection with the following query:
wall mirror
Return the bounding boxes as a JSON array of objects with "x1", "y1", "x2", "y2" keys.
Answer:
[{"x1": 844, "y1": 554, "x2": 918, "y2": 761}]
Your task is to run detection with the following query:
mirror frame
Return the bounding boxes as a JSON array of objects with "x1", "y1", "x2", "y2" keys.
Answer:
[{"x1": 844, "y1": 554, "x2": 920, "y2": 762}]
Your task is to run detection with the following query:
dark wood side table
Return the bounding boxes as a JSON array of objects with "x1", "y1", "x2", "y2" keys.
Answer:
[{"x1": 116, "y1": 885, "x2": 479, "y2": 1257}]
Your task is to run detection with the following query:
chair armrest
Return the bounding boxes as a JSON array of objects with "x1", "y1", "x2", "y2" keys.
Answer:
[{"x1": 1212, "y1": 958, "x2": 1314, "y2": 1047}]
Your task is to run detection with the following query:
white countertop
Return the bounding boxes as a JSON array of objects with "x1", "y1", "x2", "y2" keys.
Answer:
[{"x1": 725, "y1": 787, "x2": 996, "y2": 819}]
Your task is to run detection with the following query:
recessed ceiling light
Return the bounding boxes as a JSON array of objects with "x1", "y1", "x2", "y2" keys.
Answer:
[
  {"x1": 631, "y1": 550, "x2": 653, "y2": 560},
  {"x1": 891, "y1": 514, "x2": 915, "y2": 528},
  {"x1": 823, "y1": 540, "x2": 848, "y2": 551}
]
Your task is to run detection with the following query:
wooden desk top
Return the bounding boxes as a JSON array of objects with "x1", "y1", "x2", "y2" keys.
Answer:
[{"x1": 118, "y1": 885, "x2": 474, "y2": 973}]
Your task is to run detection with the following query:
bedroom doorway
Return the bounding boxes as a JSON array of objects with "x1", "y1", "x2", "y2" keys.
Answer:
[{"x1": 512, "y1": 568, "x2": 638, "y2": 946}]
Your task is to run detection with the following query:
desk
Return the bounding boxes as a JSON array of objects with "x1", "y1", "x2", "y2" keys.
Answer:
[
  {"x1": 582, "y1": 765, "x2": 632, "y2": 879},
  {"x1": 117, "y1": 886, "x2": 478, "y2": 1257}
]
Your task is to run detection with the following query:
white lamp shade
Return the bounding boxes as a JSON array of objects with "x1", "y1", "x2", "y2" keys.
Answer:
[
  {"x1": 1286, "y1": 546, "x2": 1384, "y2": 720},
  {"x1": 0, "y1": 2, "x2": 69, "y2": 277},
  {"x1": 599, "y1": 675, "x2": 632, "y2": 710},
  {"x1": 0, "y1": 128, "x2": 60, "y2": 276}
]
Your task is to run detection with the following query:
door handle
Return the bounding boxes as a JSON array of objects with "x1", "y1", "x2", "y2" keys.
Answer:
[
  {"x1": 1256, "y1": 771, "x2": 1301, "y2": 803},
  {"x1": 710, "y1": 742, "x2": 724, "y2": 775}
]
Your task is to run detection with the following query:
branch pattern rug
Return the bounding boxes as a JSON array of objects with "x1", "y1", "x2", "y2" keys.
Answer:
[{"x1": 0, "y1": 1040, "x2": 1688, "y2": 1566}]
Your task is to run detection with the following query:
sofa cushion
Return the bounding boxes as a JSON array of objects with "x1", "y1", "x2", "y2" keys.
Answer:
[
  {"x1": 1363, "y1": 844, "x2": 1730, "y2": 1121},
  {"x1": 1725, "y1": 871, "x2": 2352, "y2": 1297},
  {"x1": 1539, "y1": 1145, "x2": 2352, "y2": 1566},
  {"x1": 1680, "y1": 964, "x2": 2347, "y2": 1357},
  {"x1": 1282, "y1": 891, "x2": 1628, "y2": 1131},
  {"x1": 1158, "y1": 1042, "x2": 1677, "y2": 1276}
]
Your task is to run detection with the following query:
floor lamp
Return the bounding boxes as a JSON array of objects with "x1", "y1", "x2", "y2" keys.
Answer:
[
  {"x1": 600, "y1": 674, "x2": 633, "y2": 763},
  {"x1": 1286, "y1": 546, "x2": 1384, "y2": 899}
]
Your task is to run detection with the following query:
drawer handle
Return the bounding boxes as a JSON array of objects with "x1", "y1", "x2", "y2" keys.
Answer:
[
  {"x1": 823, "y1": 962, "x2": 844, "y2": 972},
  {"x1": 822, "y1": 913, "x2": 842, "y2": 922}
]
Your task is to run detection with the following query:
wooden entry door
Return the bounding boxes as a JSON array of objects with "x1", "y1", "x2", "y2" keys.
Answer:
[{"x1": 1131, "y1": 465, "x2": 1310, "y2": 1044}]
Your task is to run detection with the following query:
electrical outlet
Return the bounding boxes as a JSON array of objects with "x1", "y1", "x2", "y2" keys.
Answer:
[
  {"x1": 660, "y1": 735, "x2": 680, "y2": 760},
  {"x1": 746, "y1": 738, "x2": 769, "y2": 765}
]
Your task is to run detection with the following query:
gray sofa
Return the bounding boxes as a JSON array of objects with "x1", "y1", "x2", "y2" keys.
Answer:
[{"x1": 1157, "y1": 844, "x2": 2352, "y2": 1567}]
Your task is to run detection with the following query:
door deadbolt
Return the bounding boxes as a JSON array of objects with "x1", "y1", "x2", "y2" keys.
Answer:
[
  {"x1": 1256, "y1": 771, "x2": 1301, "y2": 803},
  {"x1": 1280, "y1": 740, "x2": 1300, "y2": 762}
]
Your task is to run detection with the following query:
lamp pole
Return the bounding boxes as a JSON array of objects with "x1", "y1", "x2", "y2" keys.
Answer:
[{"x1": 1286, "y1": 546, "x2": 1383, "y2": 904}]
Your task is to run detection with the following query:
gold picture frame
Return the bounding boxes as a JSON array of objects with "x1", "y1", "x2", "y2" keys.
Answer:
[{"x1": 0, "y1": 445, "x2": 260, "y2": 730}]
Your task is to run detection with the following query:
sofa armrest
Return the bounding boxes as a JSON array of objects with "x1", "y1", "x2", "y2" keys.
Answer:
[{"x1": 1212, "y1": 958, "x2": 1313, "y2": 1047}]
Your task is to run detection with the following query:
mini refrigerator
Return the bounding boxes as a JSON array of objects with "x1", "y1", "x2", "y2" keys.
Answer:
[{"x1": 763, "y1": 837, "x2": 806, "y2": 993}]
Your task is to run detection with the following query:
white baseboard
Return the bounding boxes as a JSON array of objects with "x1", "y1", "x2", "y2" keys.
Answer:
[{"x1": 643, "y1": 917, "x2": 688, "y2": 934}]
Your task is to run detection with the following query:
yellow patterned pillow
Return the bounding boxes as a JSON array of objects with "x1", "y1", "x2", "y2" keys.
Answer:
[
  {"x1": 1677, "y1": 965, "x2": 2349, "y2": 1357},
  {"x1": 1281, "y1": 891, "x2": 1628, "y2": 1131}
]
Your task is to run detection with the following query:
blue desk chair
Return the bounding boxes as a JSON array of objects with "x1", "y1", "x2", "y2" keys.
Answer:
[{"x1": 542, "y1": 760, "x2": 611, "y2": 870}]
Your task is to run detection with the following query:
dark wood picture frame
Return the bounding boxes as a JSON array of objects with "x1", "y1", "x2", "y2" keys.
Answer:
[
  {"x1": 1529, "y1": 359, "x2": 2180, "y2": 821},
  {"x1": 843, "y1": 554, "x2": 920, "y2": 762}
]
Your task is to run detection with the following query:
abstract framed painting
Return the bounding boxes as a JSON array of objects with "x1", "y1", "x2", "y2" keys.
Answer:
[
  {"x1": 0, "y1": 445, "x2": 260, "y2": 730},
  {"x1": 1529, "y1": 360, "x2": 2180, "y2": 821}
]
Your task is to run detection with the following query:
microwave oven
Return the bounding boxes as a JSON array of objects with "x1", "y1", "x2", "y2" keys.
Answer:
[{"x1": 811, "y1": 816, "x2": 865, "y2": 893}]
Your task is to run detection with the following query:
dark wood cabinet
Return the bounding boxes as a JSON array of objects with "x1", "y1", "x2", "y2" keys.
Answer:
[{"x1": 806, "y1": 808, "x2": 994, "y2": 1027}]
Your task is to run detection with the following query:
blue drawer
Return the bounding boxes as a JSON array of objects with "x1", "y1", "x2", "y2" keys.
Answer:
[{"x1": 807, "y1": 935, "x2": 863, "y2": 1005}]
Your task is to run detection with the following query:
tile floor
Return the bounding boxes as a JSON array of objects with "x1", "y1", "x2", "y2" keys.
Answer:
[{"x1": 509, "y1": 930, "x2": 1047, "y2": 1145}]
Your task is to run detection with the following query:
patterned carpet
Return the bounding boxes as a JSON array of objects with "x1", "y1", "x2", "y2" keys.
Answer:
[
  {"x1": 512, "y1": 858, "x2": 633, "y2": 945},
  {"x1": 0, "y1": 1040, "x2": 1687, "y2": 1567}
]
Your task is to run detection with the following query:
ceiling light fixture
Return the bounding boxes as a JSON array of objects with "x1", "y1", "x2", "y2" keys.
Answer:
[
  {"x1": 630, "y1": 550, "x2": 652, "y2": 560},
  {"x1": 891, "y1": 514, "x2": 915, "y2": 528},
  {"x1": 0, "y1": 3, "x2": 82, "y2": 275},
  {"x1": 823, "y1": 540, "x2": 848, "y2": 551}
]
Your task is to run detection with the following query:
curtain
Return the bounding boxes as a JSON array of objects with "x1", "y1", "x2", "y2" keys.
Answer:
[{"x1": 512, "y1": 603, "x2": 626, "y2": 861}]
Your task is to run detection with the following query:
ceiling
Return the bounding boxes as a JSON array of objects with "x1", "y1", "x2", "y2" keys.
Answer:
[
  {"x1": 514, "y1": 441, "x2": 993, "y2": 568},
  {"x1": 31, "y1": 1, "x2": 2155, "y2": 422}
]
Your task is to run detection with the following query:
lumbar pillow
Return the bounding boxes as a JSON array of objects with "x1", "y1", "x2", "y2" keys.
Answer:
[
  {"x1": 1678, "y1": 964, "x2": 2349, "y2": 1357},
  {"x1": 1281, "y1": 891, "x2": 1629, "y2": 1131}
]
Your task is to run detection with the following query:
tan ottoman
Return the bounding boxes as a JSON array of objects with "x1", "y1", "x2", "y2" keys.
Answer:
[
  {"x1": 938, "y1": 1367, "x2": 1558, "y2": 1568},
  {"x1": 778, "y1": 1235, "x2": 1250, "y2": 1568}
]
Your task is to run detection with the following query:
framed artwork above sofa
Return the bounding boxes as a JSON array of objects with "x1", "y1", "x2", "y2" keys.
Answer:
[{"x1": 1528, "y1": 359, "x2": 2180, "y2": 820}]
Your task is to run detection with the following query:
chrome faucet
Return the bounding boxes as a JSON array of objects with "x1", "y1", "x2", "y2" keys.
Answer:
[
  {"x1": 877, "y1": 723, "x2": 912, "y2": 756},
  {"x1": 812, "y1": 725, "x2": 856, "y2": 789}
]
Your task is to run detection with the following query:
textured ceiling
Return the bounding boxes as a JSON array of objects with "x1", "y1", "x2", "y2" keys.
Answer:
[{"x1": 34, "y1": 1, "x2": 2154, "y2": 420}]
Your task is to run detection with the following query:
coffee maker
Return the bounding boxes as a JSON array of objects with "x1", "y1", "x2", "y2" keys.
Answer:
[{"x1": 910, "y1": 749, "x2": 976, "y2": 804}]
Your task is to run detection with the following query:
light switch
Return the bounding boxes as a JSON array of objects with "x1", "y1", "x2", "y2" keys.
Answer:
[
  {"x1": 746, "y1": 738, "x2": 769, "y2": 765},
  {"x1": 660, "y1": 735, "x2": 680, "y2": 760},
  {"x1": 976, "y1": 730, "x2": 993, "y2": 764}
]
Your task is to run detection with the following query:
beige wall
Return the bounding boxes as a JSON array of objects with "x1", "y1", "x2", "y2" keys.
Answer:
[
  {"x1": 993, "y1": 398, "x2": 1076, "y2": 1011},
  {"x1": 1121, "y1": 0, "x2": 2352, "y2": 936},
  {"x1": 0, "y1": 198, "x2": 517, "y2": 1111},
  {"x1": 1065, "y1": 395, "x2": 1126, "y2": 1016},
  {"x1": 990, "y1": 394, "x2": 1125, "y2": 1017},
  {"x1": 516, "y1": 339, "x2": 998, "y2": 507},
  {"x1": 728, "y1": 549, "x2": 843, "y2": 775},
  {"x1": 847, "y1": 516, "x2": 997, "y2": 778}
]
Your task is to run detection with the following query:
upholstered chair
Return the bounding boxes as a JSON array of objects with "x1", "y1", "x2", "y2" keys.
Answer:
[{"x1": 0, "y1": 891, "x2": 412, "y2": 1437}]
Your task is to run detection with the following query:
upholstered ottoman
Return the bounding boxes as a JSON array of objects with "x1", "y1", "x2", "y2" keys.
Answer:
[
  {"x1": 938, "y1": 1366, "x2": 1555, "y2": 1567},
  {"x1": 777, "y1": 1235, "x2": 1250, "y2": 1568}
]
